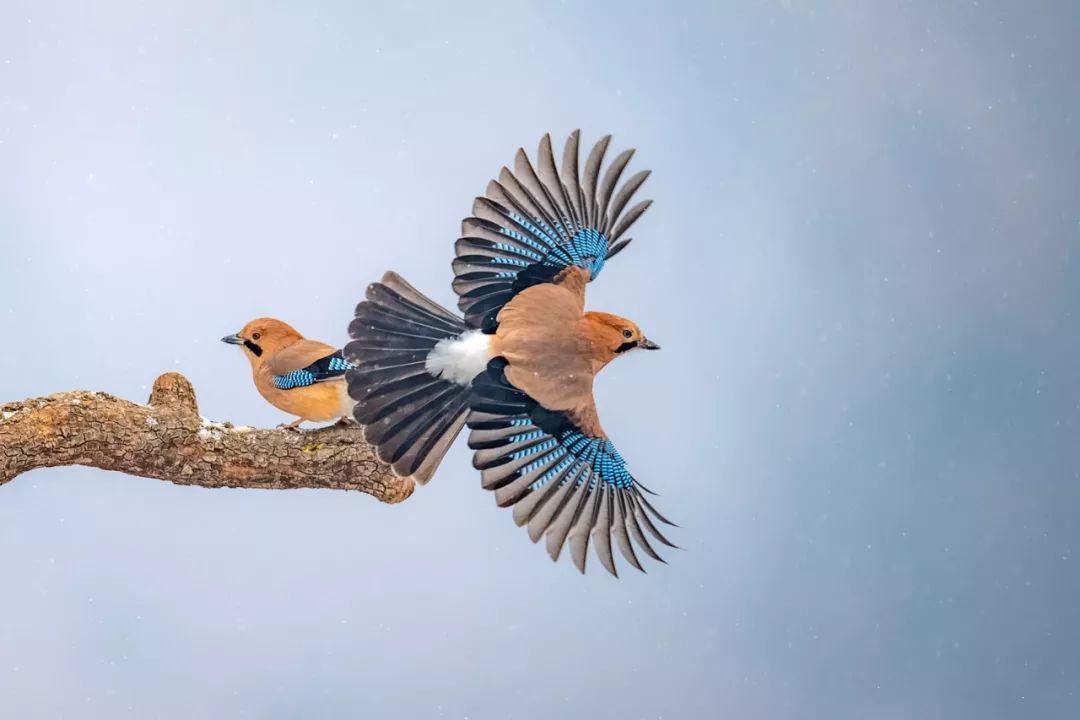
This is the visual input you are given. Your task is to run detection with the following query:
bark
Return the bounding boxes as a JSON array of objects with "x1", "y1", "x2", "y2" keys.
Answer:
[{"x1": 0, "y1": 372, "x2": 413, "y2": 503}]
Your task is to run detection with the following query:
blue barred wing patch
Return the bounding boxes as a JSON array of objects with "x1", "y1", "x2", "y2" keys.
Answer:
[
  {"x1": 466, "y1": 358, "x2": 676, "y2": 576},
  {"x1": 272, "y1": 351, "x2": 354, "y2": 391},
  {"x1": 452, "y1": 131, "x2": 652, "y2": 329},
  {"x1": 273, "y1": 369, "x2": 317, "y2": 390},
  {"x1": 559, "y1": 431, "x2": 632, "y2": 489}
]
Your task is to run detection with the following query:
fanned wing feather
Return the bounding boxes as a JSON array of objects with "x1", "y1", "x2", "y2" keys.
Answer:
[
  {"x1": 545, "y1": 478, "x2": 591, "y2": 563},
  {"x1": 607, "y1": 170, "x2": 651, "y2": 228},
  {"x1": 612, "y1": 490, "x2": 643, "y2": 572},
  {"x1": 465, "y1": 358, "x2": 675, "y2": 576},
  {"x1": 610, "y1": 199, "x2": 654, "y2": 244},
  {"x1": 452, "y1": 131, "x2": 652, "y2": 328},
  {"x1": 592, "y1": 485, "x2": 617, "y2": 576},
  {"x1": 595, "y1": 149, "x2": 634, "y2": 231},
  {"x1": 526, "y1": 465, "x2": 583, "y2": 543},
  {"x1": 581, "y1": 135, "x2": 611, "y2": 227}
]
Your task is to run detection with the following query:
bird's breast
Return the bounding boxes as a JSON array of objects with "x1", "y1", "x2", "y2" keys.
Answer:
[
  {"x1": 491, "y1": 317, "x2": 593, "y2": 412},
  {"x1": 254, "y1": 369, "x2": 352, "y2": 422}
]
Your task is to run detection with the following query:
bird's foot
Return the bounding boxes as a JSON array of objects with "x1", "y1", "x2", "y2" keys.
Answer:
[
  {"x1": 276, "y1": 419, "x2": 305, "y2": 432},
  {"x1": 334, "y1": 416, "x2": 354, "y2": 427}
]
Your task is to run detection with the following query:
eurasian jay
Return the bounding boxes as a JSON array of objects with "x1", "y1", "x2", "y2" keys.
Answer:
[
  {"x1": 345, "y1": 130, "x2": 676, "y2": 576},
  {"x1": 221, "y1": 318, "x2": 354, "y2": 429}
]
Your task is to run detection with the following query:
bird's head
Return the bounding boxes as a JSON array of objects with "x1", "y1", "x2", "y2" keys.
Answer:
[
  {"x1": 583, "y1": 311, "x2": 660, "y2": 370},
  {"x1": 221, "y1": 318, "x2": 303, "y2": 366}
]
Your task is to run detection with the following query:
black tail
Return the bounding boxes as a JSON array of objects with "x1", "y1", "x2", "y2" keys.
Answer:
[{"x1": 345, "y1": 272, "x2": 470, "y2": 484}]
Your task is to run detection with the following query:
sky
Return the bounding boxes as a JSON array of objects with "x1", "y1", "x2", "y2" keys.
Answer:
[{"x1": 1, "y1": 1, "x2": 1078, "y2": 718}]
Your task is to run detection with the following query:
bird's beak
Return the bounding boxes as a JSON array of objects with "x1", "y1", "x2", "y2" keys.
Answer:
[
  {"x1": 221, "y1": 333, "x2": 244, "y2": 345},
  {"x1": 639, "y1": 338, "x2": 661, "y2": 350}
]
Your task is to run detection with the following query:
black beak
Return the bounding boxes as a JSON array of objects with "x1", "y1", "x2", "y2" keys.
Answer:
[
  {"x1": 221, "y1": 333, "x2": 244, "y2": 345},
  {"x1": 639, "y1": 338, "x2": 661, "y2": 350}
]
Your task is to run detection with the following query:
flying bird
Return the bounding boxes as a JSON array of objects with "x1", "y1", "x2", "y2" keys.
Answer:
[
  {"x1": 345, "y1": 130, "x2": 676, "y2": 576},
  {"x1": 222, "y1": 318, "x2": 355, "y2": 429}
]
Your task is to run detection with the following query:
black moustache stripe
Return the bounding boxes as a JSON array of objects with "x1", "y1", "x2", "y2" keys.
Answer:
[
  {"x1": 614, "y1": 341, "x2": 637, "y2": 354},
  {"x1": 244, "y1": 340, "x2": 263, "y2": 357}
]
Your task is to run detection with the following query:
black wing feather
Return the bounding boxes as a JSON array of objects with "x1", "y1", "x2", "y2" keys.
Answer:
[
  {"x1": 465, "y1": 358, "x2": 675, "y2": 576},
  {"x1": 452, "y1": 131, "x2": 652, "y2": 329}
]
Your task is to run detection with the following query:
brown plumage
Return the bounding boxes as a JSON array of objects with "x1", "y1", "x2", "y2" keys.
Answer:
[
  {"x1": 222, "y1": 318, "x2": 354, "y2": 429},
  {"x1": 345, "y1": 131, "x2": 675, "y2": 577},
  {"x1": 491, "y1": 267, "x2": 653, "y2": 437}
]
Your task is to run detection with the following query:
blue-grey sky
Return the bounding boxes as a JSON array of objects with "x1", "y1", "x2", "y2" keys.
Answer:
[{"x1": 2, "y1": 1, "x2": 1078, "y2": 718}]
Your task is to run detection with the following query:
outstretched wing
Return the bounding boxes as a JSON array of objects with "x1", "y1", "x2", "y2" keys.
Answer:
[
  {"x1": 467, "y1": 358, "x2": 676, "y2": 576},
  {"x1": 452, "y1": 130, "x2": 653, "y2": 329},
  {"x1": 267, "y1": 342, "x2": 354, "y2": 390}
]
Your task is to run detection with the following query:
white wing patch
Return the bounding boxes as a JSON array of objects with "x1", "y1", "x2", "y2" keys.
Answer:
[{"x1": 426, "y1": 330, "x2": 493, "y2": 386}]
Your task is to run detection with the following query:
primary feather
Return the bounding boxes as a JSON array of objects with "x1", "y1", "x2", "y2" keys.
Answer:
[{"x1": 452, "y1": 130, "x2": 652, "y2": 329}]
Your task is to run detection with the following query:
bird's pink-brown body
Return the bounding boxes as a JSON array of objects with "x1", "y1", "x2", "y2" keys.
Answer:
[
  {"x1": 343, "y1": 130, "x2": 675, "y2": 575},
  {"x1": 490, "y1": 267, "x2": 648, "y2": 435},
  {"x1": 223, "y1": 318, "x2": 353, "y2": 427}
]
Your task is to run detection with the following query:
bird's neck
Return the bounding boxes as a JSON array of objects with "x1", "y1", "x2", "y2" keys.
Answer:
[
  {"x1": 581, "y1": 313, "x2": 622, "y2": 374},
  {"x1": 246, "y1": 337, "x2": 303, "y2": 371}
]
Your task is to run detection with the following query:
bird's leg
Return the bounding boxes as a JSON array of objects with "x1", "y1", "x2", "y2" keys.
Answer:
[
  {"x1": 276, "y1": 418, "x2": 306, "y2": 432},
  {"x1": 335, "y1": 416, "x2": 353, "y2": 427}
]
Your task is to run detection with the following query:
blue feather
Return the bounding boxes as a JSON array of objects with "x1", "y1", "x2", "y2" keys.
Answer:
[
  {"x1": 272, "y1": 352, "x2": 355, "y2": 390},
  {"x1": 273, "y1": 369, "x2": 316, "y2": 390}
]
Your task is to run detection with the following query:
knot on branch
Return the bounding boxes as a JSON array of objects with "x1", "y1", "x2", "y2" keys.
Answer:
[{"x1": 149, "y1": 372, "x2": 199, "y2": 415}]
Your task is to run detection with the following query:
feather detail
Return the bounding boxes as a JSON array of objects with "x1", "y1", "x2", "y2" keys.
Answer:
[
  {"x1": 269, "y1": 350, "x2": 353, "y2": 390},
  {"x1": 346, "y1": 272, "x2": 470, "y2": 484},
  {"x1": 560, "y1": 129, "x2": 585, "y2": 228},
  {"x1": 606, "y1": 170, "x2": 651, "y2": 229},
  {"x1": 592, "y1": 484, "x2": 617, "y2": 576},
  {"x1": 581, "y1": 135, "x2": 611, "y2": 228},
  {"x1": 465, "y1": 358, "x2": 674, "y2": 576},
  {"x1": 595, "y1": 148, "x2": 635, "y2": 234},
  {"x1": 452, "y1": 131, "x2": 653, "y2": 328}
]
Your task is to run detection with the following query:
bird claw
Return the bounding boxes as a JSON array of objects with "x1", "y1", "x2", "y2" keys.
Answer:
[{"x1": 276, "y1": 421, "x2": 305, "y2": 432}]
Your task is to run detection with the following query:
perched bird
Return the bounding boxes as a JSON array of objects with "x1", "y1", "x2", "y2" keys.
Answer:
[
  {"x1": 221, "y1": 318, "x2": 355, "y2": 429},
  {"x1": 346, "y1": 130, "x2": 676, "y2": 576}
]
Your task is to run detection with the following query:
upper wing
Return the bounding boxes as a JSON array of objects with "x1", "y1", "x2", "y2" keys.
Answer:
[
  {"x1": 467, "y1": 358, "x2": 676, "y2": 576},
  {"x1": 452, "y1": 130, "x2": 652, "y2": 329},
  {"x1": 266, "y1": 340, "x2": 354, "y2": 390}
]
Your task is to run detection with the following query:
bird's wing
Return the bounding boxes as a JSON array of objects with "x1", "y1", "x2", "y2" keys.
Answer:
[
  {"x1": 452, "y1": 130, "x2": 652, "y2": 328},
  {"x1": 265, "y1": 340, "x2": 354, "y2": 390},
  {"x1": 467, "y1": 358, "x2": 676, "y2": 577}
]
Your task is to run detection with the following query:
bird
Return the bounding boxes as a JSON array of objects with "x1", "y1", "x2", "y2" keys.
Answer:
[
  {"x1": 344, "y1": 130, "x2": 676, "y2": 576},
  {"x1": 221, "y1": 317, "x2": 355, "y2": 429}
]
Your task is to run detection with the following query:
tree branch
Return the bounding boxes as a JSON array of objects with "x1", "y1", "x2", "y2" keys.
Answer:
[{"x1": 0, "y1": 372, "x2": 413, "y2": 503}]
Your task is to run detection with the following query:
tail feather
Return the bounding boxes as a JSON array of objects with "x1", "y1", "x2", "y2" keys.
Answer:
[
  {"x1": 346, "y1": 272, "x2": 470, "y2": 484},
  {"x1": 370, "y1": 387, "x2": 468, "y2": 465},
  {"x1": 347, "y1": 329, "x2": 443, "y2": 351},
  {"x1": 347, "y1": 349, "x2": 429, "y2": 369},
  {"x1": 359, "y1": 377, "x2": 463, "y2": 440},
  {"x1": 353, "y1": 374, "x2": 447, "y2": 424},
  {"x1": 352, "y1": 311, "x2": 453, "y2": 340},
  {"x1": 400, "y1": 393, "x2": 471, "y2": 482},
  {"x1": 357, "y1": 295, "x2": 461, "y2": 337},
  {"x1": 346, "y1": 359, "x2": 429, "y2": 388}
]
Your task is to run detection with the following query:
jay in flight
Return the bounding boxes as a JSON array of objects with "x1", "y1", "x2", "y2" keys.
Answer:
[
  {"x1": 346, "y1": 130, "x2": 676, "y2": 576},
  {"x1": 221, "y1": 318, "x2": 355, "y2": 429}
]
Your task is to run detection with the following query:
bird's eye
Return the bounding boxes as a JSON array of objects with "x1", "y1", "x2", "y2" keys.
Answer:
[
  {"x1": 622, "y1": 329, "x2": 634, "y2": 339},
  {"x1": 252, "y1": 332, "x2": 262, "y2": 341}
]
